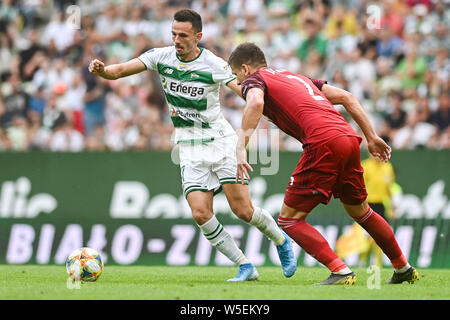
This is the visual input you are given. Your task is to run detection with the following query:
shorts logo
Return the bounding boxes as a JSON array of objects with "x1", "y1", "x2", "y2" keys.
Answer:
[{"x1": 289, "y1": 177, "x2": 294, "y2": 186}]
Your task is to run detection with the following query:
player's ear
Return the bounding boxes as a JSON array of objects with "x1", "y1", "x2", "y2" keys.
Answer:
[
  {"x1": 195, "y1": 32, "x2": 203, "y2": 42},
  {"x1": 242, "y1": 64, "x2": 250, "y2": 76}
]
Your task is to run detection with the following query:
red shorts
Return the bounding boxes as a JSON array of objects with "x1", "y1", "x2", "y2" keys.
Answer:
[{"x1": 284, "y1": 135, "x2": 367, "y2": 212}]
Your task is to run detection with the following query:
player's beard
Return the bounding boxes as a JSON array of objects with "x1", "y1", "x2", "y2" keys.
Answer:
[{"x1": 176, "y1": 43, "x2": 195, "y2": 60}]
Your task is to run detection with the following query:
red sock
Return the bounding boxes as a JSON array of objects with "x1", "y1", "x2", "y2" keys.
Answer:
[
  {"x1": 354, "y1": 207, "x2": 407, "y2": 269},
  {"x1": 278, "y1": 216, "x2": 347, "y2": 273}
]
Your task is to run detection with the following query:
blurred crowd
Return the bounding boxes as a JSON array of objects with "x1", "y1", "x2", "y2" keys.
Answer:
[{"x1": 0, "y1": 0, "x2": 448, "y2": 152}]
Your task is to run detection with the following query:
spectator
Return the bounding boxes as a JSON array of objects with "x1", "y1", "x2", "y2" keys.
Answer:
[
  {"x1": 19, "y1": 29, "x2": 47, "y2": 82},
  {"x1": 396, "y1": 42, "x2": 427, "y2": 89},
  {"x1": 85, "y1": 124, "x2": 107, "y2": 151},
  {"x1": 420, "y1": 22, "x2": 449, "y2": 59},
  {"x1": 48, "y1": 114, "x2": 85, "y2": 152},
  {"x1": 301, "y1": 49, "x2": 324, "y2": 79},
  {"x1": 295, "y1": 12, "x2": 328, "y2": 63},
  {"x1": 325, "y1": 5, "x2": 358, "y2": 39},
  {"x1": 41, "y1": 11, "x2": 75, "y2": 53},
  {"x1": 392, "y1": 110, "x2": 436, "y2": 149},
  {"x1": 430, "y1": 92, "x2": 450, "y2": 135},
  {"x1": 376, "y1": 28, "x2": 403, "y2": 61},
  {"x1": 342, "y1": 45, "x2": 377, "y2": 101},
  {"x1": 0, "y1": 74, "x2": 30, "y2": 128},
  {"x1": 380, "y1": 0, "x2": 405, "y2": 38},
  {"x1": 64, "y1": 72, "x2": 86, "y2": 134},
  {"x1": 384, "y1": 90, "x2": 407, "y2": 136},
  {"x1": 428, "y1": 47, "x2": 450, "y2": 88},
  {"x1": 28, "y1": 84, "x2": 46, "y2": 115},
  {"x1": 6, "y1": 115, "x2": 29, "y2": 150},
  {"x1": 95, "y1": 5, "x2": 125, "y2": 38},
  {"x1": 34, "y1": 93, "x2": 67, "y2": 150},
  {"x1": 82, "y1": 68, "x2": 109, "y2": 137},
  {"x1": 0, "y1": 31, "x2": 13, "y2": 78}
]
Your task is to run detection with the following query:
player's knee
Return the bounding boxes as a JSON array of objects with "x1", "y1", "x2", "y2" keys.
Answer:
[
  {"x1": 191, "y1": 207, "x2": 213, "y2": 225},
  {"x1": 280, "y1": 203, "x2": 309, "y2": 220},
  {"x1": 342, "y1": 199, "x2": 369, "y2": 219}
]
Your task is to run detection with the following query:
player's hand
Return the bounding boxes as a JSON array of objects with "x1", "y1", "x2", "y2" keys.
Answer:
[
  {"x1": 368, "y1": 136, "x2": 391, "y2": 162},
  {"x1": 88, "y1": 59, "x2": 105, "y2": 76},
  {"x1": 236, "y1": 146, "x2": 253, "y2": 184}
]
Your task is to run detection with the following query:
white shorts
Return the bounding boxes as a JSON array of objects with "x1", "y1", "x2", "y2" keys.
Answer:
[{"x1": 178, "y1": 134, "x2": 248, "y2": 198}]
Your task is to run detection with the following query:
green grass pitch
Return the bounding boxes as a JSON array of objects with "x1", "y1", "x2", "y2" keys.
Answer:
[{"x1": 1, "y1": 265, "x2": 449, "y2": 300}]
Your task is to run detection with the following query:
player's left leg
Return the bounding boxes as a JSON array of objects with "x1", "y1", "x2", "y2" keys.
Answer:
[
  {"x1": 343, "y1": 200, "x2": 419, "y2": 284},
  {"x1": 222, "y1": 183, "x2": 297, "y2": 277},
  {"x1": 336, "y1": 135, "x2": 418, "y2": 284}
]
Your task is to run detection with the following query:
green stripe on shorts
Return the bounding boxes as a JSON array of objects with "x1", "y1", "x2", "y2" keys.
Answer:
[
  {"x1": 184, "y1": 186, "x2": 209, "y2": 198},
  {"x1": 219, "y1": 177, "x2": 249, "y2": 185}
]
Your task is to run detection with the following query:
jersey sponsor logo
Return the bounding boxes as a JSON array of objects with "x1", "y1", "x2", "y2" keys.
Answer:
[
  {"x1": 170, "y1": 107, "x2": 201, "y2": 119},
  {"x1": 169, "y1": 82, "x2": 205, "y2": 97}
]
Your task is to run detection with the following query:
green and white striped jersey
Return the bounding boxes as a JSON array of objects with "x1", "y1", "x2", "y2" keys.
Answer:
[{"x1": 138, "y1": 46, "x2": 237, "y2": 144}]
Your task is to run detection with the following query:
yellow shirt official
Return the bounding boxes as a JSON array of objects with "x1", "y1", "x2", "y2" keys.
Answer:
[{"x1": 361, "y1": 157, "x2": 395, "y2": 204}]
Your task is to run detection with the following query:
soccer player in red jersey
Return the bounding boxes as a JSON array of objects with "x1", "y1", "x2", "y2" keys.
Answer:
[{"x1": 228, "y1": 42, "x2": 419, "y2": 285}]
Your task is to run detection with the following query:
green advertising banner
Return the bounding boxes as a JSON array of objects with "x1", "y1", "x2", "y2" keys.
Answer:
[{"x1": 0, "y1": 150, "x2": 449, "y2": 268}]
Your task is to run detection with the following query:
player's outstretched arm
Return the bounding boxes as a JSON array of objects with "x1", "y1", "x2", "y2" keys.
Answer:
[
  {"x1": 236, "y1": 87, "x2": 265, "y2": 183},
  {"x1": 321, "y1": 84, "x2": 391, "y2": 162},
  {"x1": 88, "y1": 58, "x2": 146, "y2": 80}
]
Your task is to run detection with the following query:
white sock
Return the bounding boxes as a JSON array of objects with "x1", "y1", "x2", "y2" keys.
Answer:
[
  {"x1": 198, "y1": 215, "x2": 249, "y2": 265},
  {"x1": 333, "y1": 267, "x2": 353, "y2": 275},
  {"x1": 249, "y1": 207, "x2": 285, "y2": 246},
  {"x1": 395, "y1": 263, "x2": 411, "y2": 273}
]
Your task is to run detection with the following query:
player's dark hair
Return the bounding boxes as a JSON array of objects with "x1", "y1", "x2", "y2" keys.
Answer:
[
  {"x1": 174, "y1": 9, "x2": 202, "y2": 33},
  {"x1": 228, "y1": 42, "x2": 267, "y2": 69}
]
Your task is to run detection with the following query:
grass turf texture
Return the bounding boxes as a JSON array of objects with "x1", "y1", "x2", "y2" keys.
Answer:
[{"x1": 0, "y1": 265, "x2": 449, "y2": 300}]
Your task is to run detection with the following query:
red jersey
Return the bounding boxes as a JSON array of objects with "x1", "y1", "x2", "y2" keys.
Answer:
[{"x1": 241, "y1": 68, "x2": 360, "y2": 149}]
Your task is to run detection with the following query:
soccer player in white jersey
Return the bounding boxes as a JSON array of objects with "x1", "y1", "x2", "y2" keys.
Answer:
[{"x1": 89, "y1": 9, "x2": 296, "y2": 281}]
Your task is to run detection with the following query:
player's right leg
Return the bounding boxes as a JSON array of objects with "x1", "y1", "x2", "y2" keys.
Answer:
[
  {"x1": 179, "y1": 140, "x2": 258, "y2": 282},
  {"x1": 186, "y1": 189, "x2": 258, "y2": 282},
  {"x1": 278, "y1": 203, "x2": 355, "y2": 285}
]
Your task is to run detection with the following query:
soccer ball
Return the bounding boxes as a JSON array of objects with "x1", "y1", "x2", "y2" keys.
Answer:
[{"x1": 66, "y1": 247, "x2": 103, "y2": 282}]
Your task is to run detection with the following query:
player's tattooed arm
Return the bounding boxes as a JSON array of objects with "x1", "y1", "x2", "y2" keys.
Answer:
[
  {"x1": 89, "y1": 58, "x2": 146, "y2": 80},
  {"x1": 321, "y1": 84, "x2": 391, "y2": 162},
  {"x1": 236, "y1": 87, "x2": 265, "y2": 183}
]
